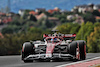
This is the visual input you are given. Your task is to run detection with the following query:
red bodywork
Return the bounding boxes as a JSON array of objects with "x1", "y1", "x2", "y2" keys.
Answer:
[
  {"x1": 43, "y1": 33, "x2": 76, "y2": 57},
  {"x1": 43, "y1": 34, "x2": 76, "y2": 38}
]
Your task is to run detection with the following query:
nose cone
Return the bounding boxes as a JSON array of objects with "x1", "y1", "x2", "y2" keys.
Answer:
[{"x1": 46, "y1": 43, "x2": 55, "y2": 57}]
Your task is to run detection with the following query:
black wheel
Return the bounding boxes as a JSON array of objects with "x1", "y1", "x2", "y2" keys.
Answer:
[
  {"x1": 78, "y1": 40, "x2": 86, "y2": 60},
  {"x1": 68, "y1": 41, "x2": 80, "y2": 61},
  {"x1": 21, "y1": 42, "x2": 35, "y2": 62},
  {"x1": 68, "y1": 41, "x2": 77, "y2": 56}
]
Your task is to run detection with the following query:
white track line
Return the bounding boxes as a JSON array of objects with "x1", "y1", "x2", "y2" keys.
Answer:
[{"x1": 56, "y1": 57, "x2": 100, "y2": 67}]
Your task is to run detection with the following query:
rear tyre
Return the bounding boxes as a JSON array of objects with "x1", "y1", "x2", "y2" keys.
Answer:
[{"x1": 78, "y1": 40, "x2": 86, "y2": 60}]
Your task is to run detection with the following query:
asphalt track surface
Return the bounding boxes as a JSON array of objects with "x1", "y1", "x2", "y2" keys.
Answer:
[{"x1": 0, "y1": 53, "x2": 100, "y2": 67}]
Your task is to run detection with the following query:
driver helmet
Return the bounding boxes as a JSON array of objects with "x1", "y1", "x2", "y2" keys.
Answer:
[
  {"x1": 54, "y1": 38, "x2": 57, "y2": 40},
  {"x1": 51, "y1": 38, "x2": 53, "y2": 41}
]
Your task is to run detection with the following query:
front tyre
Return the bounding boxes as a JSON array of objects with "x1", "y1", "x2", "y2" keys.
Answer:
[
  {"x1": 21, "y1": 42, "x2": 34, "y2": 62},
  {"x1": 68, "y1": 41, "x2": 77, "y2": 57},
  {"x1": 68, "y1": 41, "x2": 81, "y2": 61}
]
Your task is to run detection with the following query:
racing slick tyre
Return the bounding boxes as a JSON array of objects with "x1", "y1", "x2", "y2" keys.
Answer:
[
  {"x1": 21, "y1": 42, "x2": 35, "y2": 63},
  {"x1": 77, "y1": 40, "x2": 86, "y2": 60},
  {"x1": 68, "y1": 41, "x2": 80, "y2": 61},
  {"x1": 68, "y1": 41, "x2": 77, "y2": 56}
]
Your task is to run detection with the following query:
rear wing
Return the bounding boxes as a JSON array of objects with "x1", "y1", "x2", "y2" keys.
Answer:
[{"x1": 43, "y1": 33, "x2": 76, "y2": 38}]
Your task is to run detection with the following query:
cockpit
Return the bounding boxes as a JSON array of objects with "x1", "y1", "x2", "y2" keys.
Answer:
[{"x1": 46, "y1": 37, "x2": 63, "y2": 43}]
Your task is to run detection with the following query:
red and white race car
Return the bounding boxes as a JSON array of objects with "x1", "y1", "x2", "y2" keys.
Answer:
[{"x1": 21, "y1": 32, "x2": 86, "y2": 62}]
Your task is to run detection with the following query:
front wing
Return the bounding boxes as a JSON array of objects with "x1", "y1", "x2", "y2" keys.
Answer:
[{"x1": 24, "y1": 53, "x2": 76, "y2": 60}]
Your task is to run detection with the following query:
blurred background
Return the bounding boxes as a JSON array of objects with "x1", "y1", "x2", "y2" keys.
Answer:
[{"x1": 0, "y1": 0, "x2": 100, "y2": 55}]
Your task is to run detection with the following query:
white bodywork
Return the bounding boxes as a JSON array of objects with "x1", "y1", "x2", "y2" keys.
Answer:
[{"x1": 33, "y1": 40, "x2": 72, "y2": 48}]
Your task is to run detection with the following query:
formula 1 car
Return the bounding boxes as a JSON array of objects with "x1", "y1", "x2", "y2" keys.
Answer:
[{"x1": 21, "y1": 32, "x2": 86, "y2": 62}]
